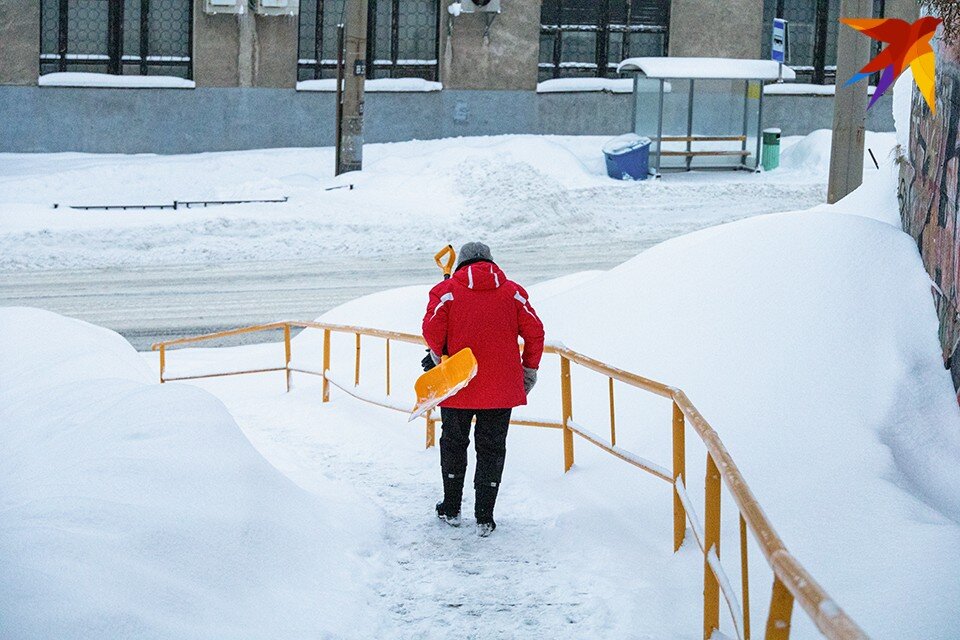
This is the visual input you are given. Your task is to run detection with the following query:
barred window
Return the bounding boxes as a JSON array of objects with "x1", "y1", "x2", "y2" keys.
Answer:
[
  {"x1": 761, "y1": 0, "x2": 885, "y2": 84},
  {"x1": 40, "y1": 0, "x2": 192, "y2": 79},
  {"x1": 298, "y1": 0, "x2": 439, "y2": 81},
  {"x1": 539, "y1": 0, "x2": 669, "y2": 82}
]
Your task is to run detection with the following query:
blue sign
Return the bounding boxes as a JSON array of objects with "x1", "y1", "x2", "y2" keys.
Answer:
[{"x1": 772, "y1": 18, "x2": 787, "y2": 63}]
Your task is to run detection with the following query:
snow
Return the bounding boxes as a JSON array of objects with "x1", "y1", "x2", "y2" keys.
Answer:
[
  {"x1": 778, "y1": 128, "x2": 896, "y2": 180},
  {"x1": 618, "y1": 56, "x2": 797, "y2": 81},
  {"x1": 537, "y1": 77, "x2": 634, "y2": 93},
  {"x1": 38, "y1": 72, "x2": 196, "y2": 89},
  {"x1": 3, "y1": 111, "x2": 959, "y2": 636},
  {"x1": 601, "y1": 132, "x2": 651, "y2": 155},
  {"x1": 764, "y1": 82, "x2": 877, "y2": 96},
  {"x1": 0, "y1": 308, "x2": 383, "y2": 639},
  {"x1": 892, "y1": 68, "x2": 914, "y2": 161},
  {"x1": 0, "y1": 135, "x2": 832, "y2": 273},
  {"x1": 139, "y1": 126, "x2": 957, "y2": 638},
  {"x1": 296, "y1": 78, "x2": 443, "y2": 92}
]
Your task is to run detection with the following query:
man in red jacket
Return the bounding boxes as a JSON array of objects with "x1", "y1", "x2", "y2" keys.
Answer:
[{"x1": 421, "y1": 242, "x2": 545, "y2": 537}]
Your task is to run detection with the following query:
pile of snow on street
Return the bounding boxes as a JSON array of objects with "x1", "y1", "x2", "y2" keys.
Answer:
[{"x1": 0, "y1": 308, "x2": 382, "y2": 639}]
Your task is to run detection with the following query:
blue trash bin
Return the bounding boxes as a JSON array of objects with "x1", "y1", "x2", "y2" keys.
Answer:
[{"x1": 603, "y1": 134, "x2": 652, "y2": 181}]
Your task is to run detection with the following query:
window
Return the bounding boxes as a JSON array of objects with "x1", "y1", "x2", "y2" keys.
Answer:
[
  {"x1": 298, "y1": 0, "x2": 440, "y2": 81},
  {"x1": 539, "y1": 0, "x2": 670, "y2": 82},
  {"x1": 40, "y1": 0, "x2": 192, "y2": 79},
  {"x1": 761, "y1": 0, "x2": 885, "y2": 84}
]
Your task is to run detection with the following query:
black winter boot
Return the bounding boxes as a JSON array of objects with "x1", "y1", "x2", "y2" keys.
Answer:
[
  {"x1": 474, "y1": 481, "x2": 500, "y2": 536},
  {"x1": 437, "y1": 473, "x2": 464, "y2": 527},
  {"x1": 436, "y1": 501, "x2": 462, "y2": 527}
]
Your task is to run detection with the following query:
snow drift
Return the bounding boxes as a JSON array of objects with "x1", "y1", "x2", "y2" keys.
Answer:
[
  {"x1": 0, "y1": 308, "x2": 381, "y2": 639},
  {"x1": 285, "y1": 157, "x2": 960, "y2": 638}
]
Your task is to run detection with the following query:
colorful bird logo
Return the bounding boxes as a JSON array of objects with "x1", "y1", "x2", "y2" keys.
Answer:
[{"x1": 841, "y1": 16, "x2": 941, "y2": 114}]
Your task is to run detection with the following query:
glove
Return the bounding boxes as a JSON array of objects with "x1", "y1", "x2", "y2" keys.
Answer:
[
  {"x1": 421, "y1": 349, "x2": 441, "y2": 372},
  {"x1": 523, "y1": 367, "x2": 538, "y2": 395}
]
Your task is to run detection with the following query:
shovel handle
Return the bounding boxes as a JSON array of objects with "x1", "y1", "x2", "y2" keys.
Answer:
[{"x1": 434, "y1": 245, "x2": 456, "y2": 279}]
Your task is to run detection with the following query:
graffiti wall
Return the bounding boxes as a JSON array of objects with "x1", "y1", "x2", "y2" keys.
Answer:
[{"x1": 899, "y1": 36, "x2": 960, "y2": 398}]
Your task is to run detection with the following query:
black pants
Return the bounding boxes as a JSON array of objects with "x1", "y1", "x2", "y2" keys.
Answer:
[{"x1": 439, "y1": 407, "x2": 511, "y2": 522}]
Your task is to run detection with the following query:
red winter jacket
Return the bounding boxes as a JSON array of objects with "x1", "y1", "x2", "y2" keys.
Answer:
[{"x1": 422, "y1": 261, "x2": 545, "y2": 409}]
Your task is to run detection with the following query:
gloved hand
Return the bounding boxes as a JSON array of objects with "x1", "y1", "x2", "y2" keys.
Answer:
[
  {"x1": 523, "y1": 367, "x2": 538, "y2": 395},
  {"x1": 421, "y1": 349, "x2": 441, "y2": 372}
]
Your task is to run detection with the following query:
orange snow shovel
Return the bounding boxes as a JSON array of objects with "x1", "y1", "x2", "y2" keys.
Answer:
[{"x1": 408, "y1": 245, "x2": 479, "y2": 421}]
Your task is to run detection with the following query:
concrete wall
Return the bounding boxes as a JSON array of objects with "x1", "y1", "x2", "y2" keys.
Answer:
[
  {"x1": 252, "y1": 13, "x2": 299, "y2": 89},
  {"x1": 0, "y1": 85, "x2": 894, "y2": 154},
  {"x1": 669, "y1": 0, "x2": 765, "y2": 58},
  {"x1": 193, "y1": 2, "x2": 242, "y2": 87},
  {"x1": 440, "y1": 1, "x2": 541, "y2": 90},
  {"x1": 884, "y1": 0, "x2": 919, "y2": 21},
  {"x1": 0, "y1": 0, "x2": 39, "y2": 85},
  {"x1": 192, "y1": 2, "x2": 298, "y2": 88}
]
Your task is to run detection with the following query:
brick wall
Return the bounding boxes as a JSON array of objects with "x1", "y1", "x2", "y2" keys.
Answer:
[{"x1": 898, "y1": 34, "x2": 960, "y2": 399}]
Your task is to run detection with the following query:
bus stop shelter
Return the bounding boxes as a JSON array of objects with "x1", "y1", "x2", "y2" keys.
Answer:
[{"x1": 616, "y1": 57, "x2": 796, "y2": 176}]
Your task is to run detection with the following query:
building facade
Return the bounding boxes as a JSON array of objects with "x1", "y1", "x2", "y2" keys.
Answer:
[{"x1": 0, "y1": 0, "x2": 914, "y2": 153}]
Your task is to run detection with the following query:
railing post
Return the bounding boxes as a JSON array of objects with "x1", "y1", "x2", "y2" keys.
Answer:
[
  {"x1": 322, "y1": 329, "x2": 331, "y2": 402},
  {"x1": 704, "y1": 452, "x2": 721, "y2": 640},
  {"x1": 608, "y1": 377, "x2": 616, "y2": 446},
  {"x1": 764, "y1": 576, "x2": 794, "y2": 640},
  {"x1": 672, "y1": 401, "x2": 686, "y2": 552},
  {"x1": 284, "y1": 324, "x2": 292, "y2": 393},
  {"x1": 425, "y1": 408, "x2": 436, "y2": 449},
  {"x1": 354, "y1": 332, "x2": 361, "y2": 386},
  {"x1": 560, "y1": 356, "x2": 574, "y2": 472},
  {"x1": 159, "y1": 344, "x2": 166, "y2": 384},
  {"x1": 385, "y1": 338, "x2": 391, "y2": 396},
  {"x1": 741, "y1": 514, "x2": 751, "y2": 640}
]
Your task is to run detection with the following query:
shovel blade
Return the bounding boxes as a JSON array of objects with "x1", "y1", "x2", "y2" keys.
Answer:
[{"x1": 409, "y1": 348, "x2": 478, "y2": 421}]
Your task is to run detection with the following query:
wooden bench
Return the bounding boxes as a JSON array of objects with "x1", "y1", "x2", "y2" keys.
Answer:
[{"x1": 652, "y1": 135, "x2": 751, "y2": 161}]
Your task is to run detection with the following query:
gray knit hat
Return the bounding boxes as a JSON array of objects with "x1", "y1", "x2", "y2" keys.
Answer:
[{"x1": 456, "y1": 242, "x2": 493, "y2": 269}]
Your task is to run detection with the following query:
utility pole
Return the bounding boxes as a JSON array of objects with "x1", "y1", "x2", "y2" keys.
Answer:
[
  {"x1": 335, "y1": 0, "x2": 368, "y2": 176},
  {"x1": 827, "y1": 0, "x2": 873, "y2": 203}
]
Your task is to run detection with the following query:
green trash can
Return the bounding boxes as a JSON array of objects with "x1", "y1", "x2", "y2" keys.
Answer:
[{"x1": 762, "y1": 128, "x2": 781, "y2": 171}]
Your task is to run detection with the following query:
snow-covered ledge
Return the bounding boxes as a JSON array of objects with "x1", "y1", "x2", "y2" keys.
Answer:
[
  {"x1": 764, "y1": 82, "x2": 877, "y2": 96},
  {"x1": 537, "y1": 78, "x2": 634, "y2": 94},
  {"x1": 39, "y1": 72, "x2": 195, "y2": 89},
  {"x1": 297, "y1": 78, "x2": 442, "y2": 92},
  {"x1": 537, "y1": 77, "x2": 672, "y2": 94}
]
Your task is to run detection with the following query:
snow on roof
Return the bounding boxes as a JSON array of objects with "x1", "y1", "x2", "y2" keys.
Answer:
[{"x1": 617, "y1": 57, "x2": 796, "y2": 81}]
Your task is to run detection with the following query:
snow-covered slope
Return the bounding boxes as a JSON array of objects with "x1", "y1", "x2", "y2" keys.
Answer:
[
  {"x1": 281, "y1": 142, "x2": 960, "y2": 638},
  {"x1": 0, "y1": 308, "x2": 382, "y2": 639}
]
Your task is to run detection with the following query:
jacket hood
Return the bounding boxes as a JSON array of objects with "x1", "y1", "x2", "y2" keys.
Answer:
[{"x1": 452, "y1": 261, "x2": 505, "y2": 291}]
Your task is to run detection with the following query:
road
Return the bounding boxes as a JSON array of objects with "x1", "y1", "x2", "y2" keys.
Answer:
[{"x1": 0, "y1": 239, "x2": 654, "y2": 350}]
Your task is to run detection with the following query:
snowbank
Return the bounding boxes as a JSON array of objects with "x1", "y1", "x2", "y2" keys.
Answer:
[
  {"x1": 529, "y1": 210, "x2": 960, "y2": 640},
  {"x1": 0, "y1": 135, "x2": 830, "y2": 272},
  {"x1": 892, "y1": 68, "x2": 913, "y2": 160},
  {"x1": 0, "y1": 308, "x2": 382, "y2": 639},
  {"x1": 778, "y1": 129, "x2": 896, "y2": 178},
  {"x1": 278, "y1": 144, "x2": 960, "y2": 638}
]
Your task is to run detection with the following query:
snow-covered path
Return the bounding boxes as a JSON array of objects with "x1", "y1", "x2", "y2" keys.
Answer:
[{"x1": 190, "y1": 371, "x2": 703, "y2": 639}]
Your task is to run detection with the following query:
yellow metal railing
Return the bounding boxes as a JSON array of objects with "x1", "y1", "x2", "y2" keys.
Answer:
[{"x1": 152, "y1": 321, "x2": 869, "y2": 640}]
